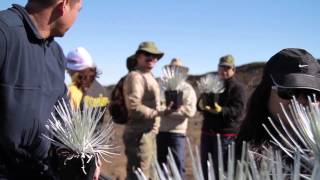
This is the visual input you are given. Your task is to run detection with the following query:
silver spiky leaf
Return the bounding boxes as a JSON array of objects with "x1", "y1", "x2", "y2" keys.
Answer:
[
  {"x1": 160, "y1": 65, "x2": 189, "y2": 91},
  {"x1": 197, "y1": 74, "x2": 225, "y2": 94},
  {"x1": 263, "y1": 96, "x2": 320, "y2": 172},
  {"x1": 135, "y1": 149, "x2": 182, "y2": 180},
  {"x1": 135, "y1": 136, "x2": 320, "y2": 180},
  {"x1": 133, "y1": 95, "x2": 320, "y2": 180},
  {"x1": 43, "y1": 99, "x2": 117, "y2": 174}
]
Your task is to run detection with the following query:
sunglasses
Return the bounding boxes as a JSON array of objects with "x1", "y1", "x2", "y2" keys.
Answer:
[
  {"x1": 272, "y1": 86, "x2": 320, "y2": 100},
  {"x1": 141, "y1": 52, "x2": 158, "y2": 62}
]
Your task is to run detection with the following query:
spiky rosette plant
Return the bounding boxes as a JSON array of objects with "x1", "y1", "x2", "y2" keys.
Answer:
[
  {"x1": 197, "y1": 74, "x2": 225, "y2": 94},
  {"x1": 160, "y1": 65, "x2": 189, "y2": 91},
  {"x1": 263, "y1": 96, "x2": 320, "y2": 175},
  {"x1": 135, "y1": 136, "x2": 319, "y2": 180},
  {"x1": 135, "y1": 149, "x2": 183, "y2": 180},
  {"x1": 135, "y1": 95, "x2": 320, "y2": 180},
  {"x1": 43, "y1": 99, "x2": 116, "y2": 174}
]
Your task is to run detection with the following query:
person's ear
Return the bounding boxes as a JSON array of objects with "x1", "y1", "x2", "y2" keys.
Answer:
[{"x1": 56, "y1": 0, "x2": 68, "y2": 16}]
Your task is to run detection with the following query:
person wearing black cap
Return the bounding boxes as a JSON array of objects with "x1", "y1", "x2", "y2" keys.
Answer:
[{"x1": 236, "y1": 48, "x2": 320, "y2": 158}]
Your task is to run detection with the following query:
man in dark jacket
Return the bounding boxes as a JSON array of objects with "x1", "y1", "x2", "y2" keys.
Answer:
[
  {"x1": 0, "y1": 0, "x2": 82, "y2": 179},
  {"x1": 197, "y1": 55, "x2": 246, "y2": 179}
]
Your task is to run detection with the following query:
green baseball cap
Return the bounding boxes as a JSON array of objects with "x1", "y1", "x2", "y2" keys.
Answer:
[
  {"x1": 136, "y1": 41, "x2": 164, "y2": 60},
  {"x1": 219, "y1": 54, "x2": 235, "y2": 67}
]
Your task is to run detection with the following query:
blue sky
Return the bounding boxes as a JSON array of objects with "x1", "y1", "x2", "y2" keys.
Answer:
[{"x1": 1, "y1": 1, "x2": 320, "y2": 85}]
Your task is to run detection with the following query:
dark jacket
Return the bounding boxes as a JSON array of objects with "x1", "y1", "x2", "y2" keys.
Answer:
[
  {"x1": 198, "y1": 77, "x2": 246, "y2": 134},
  {"x1": 0, "y1": 4, "x2": 66, "y2": 178}
]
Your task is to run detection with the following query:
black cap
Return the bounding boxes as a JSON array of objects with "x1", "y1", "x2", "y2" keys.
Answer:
[{"x1": 266, "y1": 48, "x2": 320, "y2": 91}]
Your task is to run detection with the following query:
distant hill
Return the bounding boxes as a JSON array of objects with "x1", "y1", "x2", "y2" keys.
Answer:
[{"x1": 104, "y1": 61, "x2": 266, "y2": 97}]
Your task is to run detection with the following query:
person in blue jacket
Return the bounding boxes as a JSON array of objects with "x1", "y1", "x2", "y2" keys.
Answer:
[{"x1": 0, "y1": 0, "x2": 82, "y2": 179}]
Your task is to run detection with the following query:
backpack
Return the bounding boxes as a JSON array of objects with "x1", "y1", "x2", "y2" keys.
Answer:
[
  {"x1": 109, "y1": 72, "x2": 148, "y2": 124},
  {"x1": 109, "y1": 75, "x2": 128, "y2": 124}
]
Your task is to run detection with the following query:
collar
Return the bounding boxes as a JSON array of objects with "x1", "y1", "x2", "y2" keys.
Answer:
[
  {"x1": 11, "y1": 4, "x2": 53, "y2": 41},
  {"x1": 136, "y1": 67, "x2": 152, "y2": 74},
  {"x1": 225, "y1": 76, "x2": 235, "y2": 82}
]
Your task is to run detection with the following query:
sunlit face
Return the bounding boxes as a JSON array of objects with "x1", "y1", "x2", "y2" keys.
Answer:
[
  {"x1": 69, "y1": 67, "x2": 96, "y2": 92},
  {"x1": 54, "y1": 0, "x2": 82, "y2": 37},
  {"x1": 218, "y1": 65, "x2": 235, "y2": 80},
  {"x1": 136, "y1": 51, "x2": 158, "y2": 71}
]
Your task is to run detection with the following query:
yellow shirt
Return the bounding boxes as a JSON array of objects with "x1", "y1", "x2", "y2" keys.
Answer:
[
  {"x1": 83, "y1": 95, "x2": 109, "y2": 107},
  {"x1": 68, "y1": 84, "x2": 109, "y2": 110},
  {"x1": 68, "y1": 84, "x2": 83, "y2": 110}
]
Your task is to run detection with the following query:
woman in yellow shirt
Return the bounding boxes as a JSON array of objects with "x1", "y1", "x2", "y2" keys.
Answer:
[
  {"x1": 65, "y1": 46, "x2": 110, "y2": 180},
  {"x1": 66, "y1": 46, "x2": 109, "y2": 110}
]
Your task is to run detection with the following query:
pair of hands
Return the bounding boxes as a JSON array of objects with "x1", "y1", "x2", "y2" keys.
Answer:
[
  {"x1": 205, "y1": 102, "x2": 222, "y2": 114},
  {"x1": 198, "y1": 98, "x2": 222, "y2": 114},
  {"x1": 158, "y1": 101, "x2": 175, "y2": 116},
  {"x1": 151, "y1": 102, "x2": 175, "y2": 134},
  {"x1": 55, "y1": 148, "x2": 102, "y2": 180}
]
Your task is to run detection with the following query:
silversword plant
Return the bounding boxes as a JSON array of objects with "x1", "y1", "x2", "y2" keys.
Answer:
[
  {"x1": 160, "y1": 65, "x2": 189, "y2": 91},
  {"x1": 197, "y1": 74, "x2": 225, "y2": 94},
  {"x1": 43, "y1": 99, "x2": 116, "y2": 174},
  {"x1": 135, "y1": 96, "x2": 320, "y2": 180},
  {"x1": 263, "y1": 96, "x2": 320, "y2": 176},
  {"x1": 136, "y1": 138, "x2": 316, "y2": 180}
]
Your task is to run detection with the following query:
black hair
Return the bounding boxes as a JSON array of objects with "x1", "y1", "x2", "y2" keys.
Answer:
[
  {"x1": 126, "y1": 55, "x2": 137, "y2": 72},
  {"x1": 27, "y1": 0, "x2": 79, "y2": 8},
  {"x1": 235, "y1": 65, "x2": 287, "y2": 162},
  {"x1": 236, "y1": 73, "x2": 273, "y2": 145},
  {"x1": 27, "y1": 0, "x2": 56, "y2": 7}
]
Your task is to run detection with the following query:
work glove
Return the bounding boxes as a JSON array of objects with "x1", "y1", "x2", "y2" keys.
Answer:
[
  {"x1": 214, "y1": 102, "x2": 222, "y2": 113},
  {"x1": 204, "y1": 102, "x2": 222, "y2": 114}
]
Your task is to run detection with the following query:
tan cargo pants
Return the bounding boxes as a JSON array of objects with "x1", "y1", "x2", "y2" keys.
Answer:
[{"x1": 123, "y1": 130, "x2": 157, "y2": 180}]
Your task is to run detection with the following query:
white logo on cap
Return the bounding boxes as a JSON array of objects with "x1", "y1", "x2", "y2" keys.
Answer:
[{"x1": 298, "y1": 64, "x2": 308, "y2": 68}]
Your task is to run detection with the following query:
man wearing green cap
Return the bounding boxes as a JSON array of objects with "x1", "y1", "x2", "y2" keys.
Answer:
[
  {"x1": 122, "y1": 41, "x2": 164, "y2": 179},
  {"x1": 197, "y1": 54, "x2": 246, "y2": 179}
]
